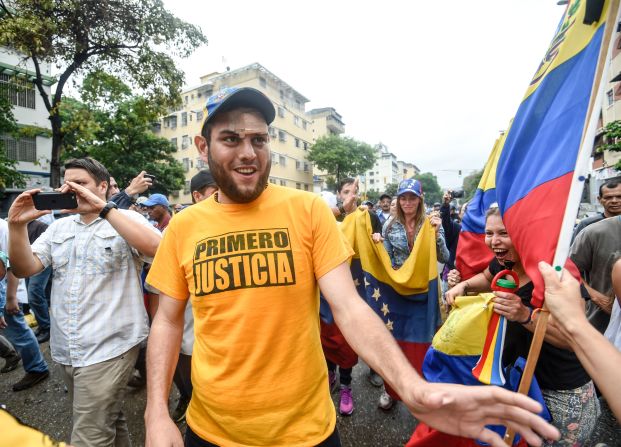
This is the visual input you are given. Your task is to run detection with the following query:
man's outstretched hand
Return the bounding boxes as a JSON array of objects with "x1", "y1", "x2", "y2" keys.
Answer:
[{"x1": 405, "y1": 382, "x2": 559, "y2": 447}]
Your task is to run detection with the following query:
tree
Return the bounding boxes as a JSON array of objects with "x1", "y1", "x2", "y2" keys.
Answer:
[
  {"x1": 414, "y1": 172, "x2": 442, "y2": 205},
  {"x1": 0, "y1": 92, "x2": 26, "y2": 189},
  {"x1": 308, "y1": 134, "x2": 377, "y2": 185},
  {"x1": 61, "y1": 74, "x2": 185, "y2": 195},
  {"x1": 462, "y1": 169, "x2": 484, "y2": 200},
  {"x1": 599, "y1": 120, "x2": 621, "y2": 169},
  {"x1": 0, "y1": 0, "x2": 207, "y2": 187},
  {"x1": 384, "y1": 182, "x2": 399, "y2": 197}
]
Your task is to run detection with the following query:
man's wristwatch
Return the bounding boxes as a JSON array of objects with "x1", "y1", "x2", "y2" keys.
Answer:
[{"x1": 99, "y1": 201, "x2": 118, "y2": 219}]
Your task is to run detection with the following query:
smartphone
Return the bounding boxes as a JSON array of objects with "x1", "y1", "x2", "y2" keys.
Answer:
[
  {"x1": 144, "y1": 174, "x2": 156, "y2": 187},
  {"x1": 32, "y1": 192, "x2": 78, "y2": 210}
]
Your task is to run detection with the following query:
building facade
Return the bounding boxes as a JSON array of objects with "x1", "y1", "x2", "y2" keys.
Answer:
[
  {"x1": 1, "y1": 47, "x2": 54, "y2": 188},
  {"x1": 307, "y1": 107, "x2": 345, "y2": 192},
  {"x1": 154, "y1": 63, "x2": 316, "y2": 204},
  {"x1": 359, "y1": 143, "x2": 420, "y2": 197}
]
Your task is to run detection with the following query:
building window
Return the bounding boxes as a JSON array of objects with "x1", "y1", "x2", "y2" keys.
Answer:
[
  {"x1": 0, "y1": 74, "x2": 35, "y2": 109},
  {"x1": 302, "y1": 120, "x2": 307, "y2": 130},
  {"x1": 182, "y1": 158, "x2": 190, "y2": 173},
  {"x1": 280, "y1": 179, "x2": 287, "y2": 186},
  {"x1": 278, "y1": 130, "x2": 286, "y2": 142},
  {"x1": 296, "y1": 160, "x2": 301, "y2": 170},
  {"x1": 269, "y1": 126, "x2": 277, "y2": 138},
  {"x1": 182, "y1": 135, "x2": 190, "y2": 149},
  {"x1": 1, "y1": 135, "x2": 36, "y2": 162},
  {"x1": 269, "y1": 177, "x2": 276, "y2": 184},
  {"x1": 303, "y1": 141, "x2": 309, "y2": 151},
  {"x1": 196, "y1": 157, "x2": 205, "y2": 169},
  {"x1": 607, "y1": 89, "x2": 614, "y2": 106},
  {"x1": 296, "y1": 100, "x2": 301, "y2": 109},
  {"x1": 259, "y1": 77, "x2": 267, "y2": 88},
  {"x1": 271, "y1": 152, "x2": 278, "y2": 165},
  {"x1": 294, "y1": 115, "x2": 300, "y2": 127},
  {"x1": 183, "y1": 180, "x2": 191, "y2": 194},
  {"x1": 164, "y1": 115, "x2": 177, "y2": 129},
  {"x1": 296, "y1": 183, "x2": 301, "y2": 189},
  {"x1": 295, "y1": 138, "x2": 300, "y2": 148},
  {"x1": 279, "y1": 155, "x2": 286, "y2": 166},
  {"x1": 304, "y1": 184, "x2": 309, "y2": 191},
  {"x1": 278, "y1": 107, "x2": 285, "y2": 118},
  {"x1": 280, "y1": 89, "x2": 285, "y2": 100},
  {"x1": 170, "y1": 137, "x2": 177, "y2": 150},
  {"x1": 196, "y1": 110, "x2": 204, "y2": 121},
  {"x1": 304, "y1": 162, "x2": 309, "y2": 172},
  {"x1": 184, "y1": 95, "x2": 188, "y2": 105},
  {"x1": 181, "y1": 112, "x2": 188, "y2": 126},
  {"x1": 370, "y1": 179, "x2": 375, "y2": 184}
]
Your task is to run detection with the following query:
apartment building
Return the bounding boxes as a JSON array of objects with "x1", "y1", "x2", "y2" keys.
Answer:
[
  {"x1": 360, "y1": 143, "x2": 420, "y2": 196},
  {"x1": 0, "y1": 47, "x2": 54, "y2": 188},
  {"x1": 154, "y1": 63, "x2": 315, "y2": 204}
]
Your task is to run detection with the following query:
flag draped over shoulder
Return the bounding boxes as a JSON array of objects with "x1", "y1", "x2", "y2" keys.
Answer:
[
  {"x1": 320, "y1": 209, "x2": 441, "y2": 398},
  {"x1": 456, "y1": 0, "x2": 609, "y2": 306}
]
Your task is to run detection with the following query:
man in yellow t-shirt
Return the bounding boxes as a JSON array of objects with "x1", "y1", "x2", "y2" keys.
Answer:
[{"x1": 144, "y1": 87, "x2": 560, "y2": 447}]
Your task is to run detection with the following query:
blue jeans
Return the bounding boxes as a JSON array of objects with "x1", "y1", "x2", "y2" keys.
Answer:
[
  {"x1": 3, "y1": 309, "x2": 48, "y2": 373},
  {"x1": 25, "y1": 266, "x2": 52, "y2": 333}
]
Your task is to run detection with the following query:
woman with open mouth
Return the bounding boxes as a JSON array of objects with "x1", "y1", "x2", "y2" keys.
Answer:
[{"x1": 444, "y1": 206, "x2": 598, "y2": 446}]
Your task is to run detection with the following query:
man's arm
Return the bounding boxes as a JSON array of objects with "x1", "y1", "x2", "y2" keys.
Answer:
[
  {"x1": 61, "y1": 180, "x2": 161, "y2": 257},
  {"x1": 7, "y1": 190, "x2": 47, "y2": 278},
  {"x1": 144, "y1": 293, "x2": 186, "y2": 447},
  {"x1": 104, "y1": 209, "x2": 161, "y2": 257},
  {"x1": 319, "y1": 262, "x2": 559, "y2": 446}
]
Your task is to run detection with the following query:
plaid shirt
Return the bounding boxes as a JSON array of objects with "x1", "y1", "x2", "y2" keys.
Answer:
[{"x1": 32, "y1": 210, "x2": 160, "y2": 367}]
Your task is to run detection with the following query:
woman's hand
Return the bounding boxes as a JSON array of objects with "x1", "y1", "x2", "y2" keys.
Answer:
[
  {"x1": 372, "y1": 233, "x2": 384, "y2": 243},
  {"x1": 492, "y1": 291, "x2": 530, "y2": 322},
  {"x1": 447, "y1": 269, "x2": 461, "y2": 288},
  {"x1": 445, "y1": 282, "x2": 467, "y2": 307}
]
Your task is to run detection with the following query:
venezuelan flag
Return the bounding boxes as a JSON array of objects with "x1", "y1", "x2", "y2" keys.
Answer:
[
  {"x1": 336, "y1": 208, "x2": 441, "y2": 399},
  {"x1": 457, "y1": 0, "x2": 611, "y2": 307},
  {"x1": 413, "y1": 294, "x2": 549, "y2": 447},
  {"x1": 456, "y1": 133, "x2": 506, "y2": 280}
]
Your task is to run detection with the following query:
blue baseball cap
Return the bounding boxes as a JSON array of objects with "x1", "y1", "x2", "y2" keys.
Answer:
[
  {"x1": 397, "y1": 179, "x2": 423, "y2": 197},
  {"x1": 143, "y1": 193, "x2": 169, "y2": 208},
  {"x1": 201, "y1": 87, "x2": 275, "y2": 133}
]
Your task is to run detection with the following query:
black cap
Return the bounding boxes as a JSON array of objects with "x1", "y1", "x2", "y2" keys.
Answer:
[{"x1": 190, "y1": 169, "x2": 217, "y2": 193}]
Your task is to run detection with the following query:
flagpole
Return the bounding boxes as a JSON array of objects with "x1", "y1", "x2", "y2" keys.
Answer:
[{"x1": 504, "y1": 1, "x2": 620, "y2": 445}]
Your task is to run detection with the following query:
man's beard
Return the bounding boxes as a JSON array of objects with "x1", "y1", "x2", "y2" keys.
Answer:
[{"x1": 208, "y1": 150, "x2": 270, "y2": 204}]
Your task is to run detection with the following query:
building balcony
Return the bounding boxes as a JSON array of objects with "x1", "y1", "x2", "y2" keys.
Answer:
[{"x1": 326, "y1": 116, "x2": 345, "y2": 134}]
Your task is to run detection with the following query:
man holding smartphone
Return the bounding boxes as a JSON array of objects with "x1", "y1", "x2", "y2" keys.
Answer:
[{"x1": 7, "y1": 157, "x2": 161, "y2": 447}]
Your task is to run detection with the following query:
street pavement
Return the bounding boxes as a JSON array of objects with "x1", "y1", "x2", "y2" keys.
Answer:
[{"x1": 2, "y1": 340, "x2": 418, "y2": 446}]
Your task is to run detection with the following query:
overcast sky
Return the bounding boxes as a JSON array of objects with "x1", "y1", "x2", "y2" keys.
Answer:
[{"x1": 162, "y1": 0, "x2": 565, "y2": 189}]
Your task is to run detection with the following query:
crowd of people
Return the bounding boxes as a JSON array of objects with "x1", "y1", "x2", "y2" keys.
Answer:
[{"x1": 1, "y1": 86, "x2": 620, "y2": 447}]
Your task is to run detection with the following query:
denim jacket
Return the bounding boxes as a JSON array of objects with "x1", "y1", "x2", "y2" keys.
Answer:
[{"x1": 382, "y1": 218, "x2": 449, "y2": 268}]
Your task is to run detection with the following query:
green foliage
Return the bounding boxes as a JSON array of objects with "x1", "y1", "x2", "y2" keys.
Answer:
[
  {"x1": 384, "y1": 182, "x2": 399, "y2": 198},
  {"x1": 308, "y1": 134, "x2": 377, "y2": 184},
  {"x1": 414, "y1": 172, "x2": 442, "y2": 205},
  {"x1": 0, "y1": 92, "x2": 26, "y2": 189},
  {"x1": 365, "y1": 189, "x2": 380, "y2": 203},
  {"x1": 61, "y1": 76, "x2": 184, "y2": 195},
  {"x1": 0, "y1": 0, "x2": 207, "y2": 186},
  {"x1": 462, "y1": 169, "x2": 484, "y2": 200},
  {"x1": 600, "y1": 120, "x2": 621, "y2": 170}
]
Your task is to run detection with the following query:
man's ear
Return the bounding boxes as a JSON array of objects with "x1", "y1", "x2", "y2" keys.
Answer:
[
  {"x1": 100, "y1": 180, "x2": 109, "y2": 197},
  {"x1": 195, "y1": 135, "x2": 208, "y2": 162}
]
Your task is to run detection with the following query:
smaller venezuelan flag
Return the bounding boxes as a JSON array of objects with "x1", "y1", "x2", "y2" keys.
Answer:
[{"x1": 471, "y1": 313, "x2": 507, "y2": 386}]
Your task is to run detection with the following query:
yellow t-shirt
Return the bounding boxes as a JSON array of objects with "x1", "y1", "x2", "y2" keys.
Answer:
[
  {"x1": 0, "y1": 409, "x2": 66, "y2": 446},
  {"x1": 147, "y1": 185, "x2": 353, "y2": 447}
]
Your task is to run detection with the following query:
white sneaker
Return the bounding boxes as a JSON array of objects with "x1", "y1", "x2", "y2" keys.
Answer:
[{"x1": 378, "y1": 391, "x2": 394, "y2": 410}]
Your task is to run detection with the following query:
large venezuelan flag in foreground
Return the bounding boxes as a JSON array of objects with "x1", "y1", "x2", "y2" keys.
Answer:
[
  {"x1": 320, "y1": 209, "x2": 440, "y2": 399},
  {"x1": 456, "y1": 0, "x2": 610, "y2": 308}
]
